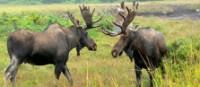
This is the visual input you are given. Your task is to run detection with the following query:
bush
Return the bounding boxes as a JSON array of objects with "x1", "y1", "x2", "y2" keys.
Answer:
[{"x1": 168, "y1": 37, "x2": 198, "y2": 63}]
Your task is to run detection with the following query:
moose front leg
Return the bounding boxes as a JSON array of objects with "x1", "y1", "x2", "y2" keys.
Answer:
[
  {"x1": 76, "y1": 43, "x2": 84, "y2": 56},
  {"x1": 147, "y1": 70, "x2": 155, "y2": 87},
  {"x1": 54, "y1": 63, "x2": 63, "y2": 80},
  {"x1": 76, "y1": 44, "x2": 82, "y2": 56},
  {"x1": 62, "y1": 53, "x2": 73, "y2": 86},
  {"x1": 135, "y1": 65, "x2": 142, "y2": 87},
  {"x1": 54, "y1": 58, "x2": 65, "y2": 87},
  {"x1": 76, "y1": 47, "x2": 81, "y2": 56},
  {"x1": 62, "y1": 65, "x2": 73, "y2": 86},
  {"x1": 160, "y1": 61, "x2": 166, "y2": 79},
  {"x1": 54, "y1": 63, "x2": 63, "y2": 87}
]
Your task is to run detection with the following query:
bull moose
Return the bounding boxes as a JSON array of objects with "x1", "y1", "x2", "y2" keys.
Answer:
[
  {"x1": 4, "y1": 5, "x2": 101, "y2": 87},
  {"x1": 102, "y1": 2, "x2": 167, "y2": 87}
]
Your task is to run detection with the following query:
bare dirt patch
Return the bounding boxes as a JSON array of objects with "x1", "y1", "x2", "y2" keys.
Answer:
[{"x1": 137, "y1": 5, "x2": 200, "y2": 20}]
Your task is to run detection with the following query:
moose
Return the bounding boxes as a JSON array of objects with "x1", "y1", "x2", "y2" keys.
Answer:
[
  {"x1": 102, "y1": 2, "x2": 167, "y2": 87},
  {"x1": 4, "y1": 5, "x2": 101, "y2": 87}
]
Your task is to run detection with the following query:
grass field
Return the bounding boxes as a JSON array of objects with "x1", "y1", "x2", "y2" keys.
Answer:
[{"x1": 0, "y1": 0, "x2": 200, "y2": 87}]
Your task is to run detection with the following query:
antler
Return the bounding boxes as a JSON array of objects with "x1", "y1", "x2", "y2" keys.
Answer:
[
  {"x1": 121, "y1": 1, "x2": 125, "y2": 9},
  {"x1": 133, "y1": 1, "x2": 139, "y2": 10},
  {"x1": 67, "y1": 12, "x2": 81, "y2": 28},
  {"x1": 101, "y1": 28, "x2": 122, "y2": 37},
  {"x1": 102, "y1": 1, "x2": 139, "y2": 36},
  {"x1": 79, "y1": 5, "x2": 102, "y2": 30}
]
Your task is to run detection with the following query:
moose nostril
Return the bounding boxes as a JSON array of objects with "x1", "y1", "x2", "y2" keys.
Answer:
[
  {"x1": 92, "y1": 44, "x2": 97, "y2": 50},
  {"x1": 112, "y1": 50, "x2": 118, "y2": 58},
  {"x1": 88, "y1": 44, "x2": 97, "y2": 51}
]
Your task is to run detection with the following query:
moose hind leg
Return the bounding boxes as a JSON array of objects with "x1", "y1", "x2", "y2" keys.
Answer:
[
  {"x1": 135, "y1": 66, "x2": 142, "y2": 87},
  {"x1": 4, "y1": 64, "x2": 12, "y2": 87},
  {"x1": 4, "y1": 55, "x2": 20, "y2": 87}
]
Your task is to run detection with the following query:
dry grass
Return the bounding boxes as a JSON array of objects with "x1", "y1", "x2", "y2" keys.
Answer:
[
  {"x1": 0, "y1": 1, "x2": 200, "y2": 87},
  {"x1": 0, "y1": 0, "x2": 199, "y2": 14}
]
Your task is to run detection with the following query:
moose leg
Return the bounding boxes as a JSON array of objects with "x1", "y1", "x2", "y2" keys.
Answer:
[
  {"x1": 55, "y1": 64, "x2": 63, "y2": 79},
  {"x1": 76, "y1": 47, "x2": 81, "y2": 56},
  {"x1": 5, "y1": 64, "x2": 12, "y2": 87},
  {"x1": 147, "y1": 70, "x2": 155, "y2": 87},
  {"x1": 62, "y1": 65, "x2": 73, "y2": 85},
  {"x1": 160, "y1": 61, "x2": 166, "y2": 79},
  {"x1": 54, "y1": 62, "x2": 63, "y2": 87},
  {"x1": 10, "y1": 68, "x2": 19, "y2": 87},
  {"x1": 135, "y1": 65, "x2": 142, "y2": 87},
  {"x1": 76, "y1": 43, "x2": 84, "y2": 56},
  {"x1": 4, "y1": 55, "x2": 20, "y2": 87}
]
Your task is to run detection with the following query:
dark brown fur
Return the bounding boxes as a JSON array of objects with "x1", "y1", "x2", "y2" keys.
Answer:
[
  {"x1": 5, "y1": 23, "x2": 96, "y2": 87},
  {"x1": 112, "y1": 27, "x2": 167, "y2": 87},
  {"x1": 103, "y1": 2, "x2": 167, "y2": 87},
  {"x1": 5, "y1": 5, "x2": 101, "y2": 87}
]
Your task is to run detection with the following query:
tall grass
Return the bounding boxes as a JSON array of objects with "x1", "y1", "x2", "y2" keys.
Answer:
[{"x1": 0, "y1": 1, "x2": 200, "y2": 87}]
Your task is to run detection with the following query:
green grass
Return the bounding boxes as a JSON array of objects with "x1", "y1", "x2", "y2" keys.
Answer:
[{"x1": 0, "y1": 1, "x2": 200, "y2": 87}]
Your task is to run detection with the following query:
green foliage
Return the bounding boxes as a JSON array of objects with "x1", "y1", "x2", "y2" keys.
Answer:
[
  {"x1": 0, "y1": 2, "x2": 200, "y2": 87},
  {"x1": 167, "y1": 36, "x2": 200, "y2": 64},
  {"x1": 169, "y1": 38, "x2": 192, "y2": 61},
  {"x1": 99, "y1": 16, "x2": 114, "y2": 31},
  {"x1": 0, "y1": 12, "x2": 72, "y2": 34}
]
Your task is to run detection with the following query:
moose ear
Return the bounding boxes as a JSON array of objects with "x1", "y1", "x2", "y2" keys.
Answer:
[{"x1": 121, "y1": 1, "x2": 125, "y2": 9}]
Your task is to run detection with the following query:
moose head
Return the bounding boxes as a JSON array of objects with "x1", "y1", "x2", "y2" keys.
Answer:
[
  {"x1": 68, "y1": 5, "x2": 102, "y2": 56},
  {"x1": 102, "y1": 2, "x2": 167, "y2": 87},
  {"x1": 102, "y1": 1, "x2": 138, "y2": 58}
]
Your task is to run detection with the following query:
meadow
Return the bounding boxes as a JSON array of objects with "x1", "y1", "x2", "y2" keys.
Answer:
[{"x1": 0, "y1": 0, "x2": 200, "y2": 87}]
